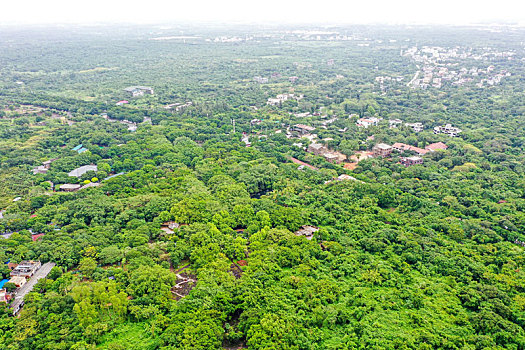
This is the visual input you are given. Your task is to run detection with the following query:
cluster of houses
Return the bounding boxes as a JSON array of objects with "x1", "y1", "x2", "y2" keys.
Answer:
[
  {"x1": 356, "y1": 117, "x2": 461, "y2": 137},
  {"x1": 58, "y1": 165, "x2": 99, "y2": 192},
  {"x1": 371, "y1": 141, "x2": 448, "y2": 166},
  {"x1": 33, "y1": 160, "x2": 100, "y2": 192},
  {"x1": 514, "y1": 239, "x2": 525, "y2": 248},
  {"x1": 267, "y1": 93, "x2": 303, "y2": 106},
  {"x1": 402, "y1": 46, "x2": 512, "y2": 89},
  {"x1": 307, "y1": 142, "x2": 346, "y2": 164},
  {"x1": 388, "y1": 119, "x2": 424, "y2": 132},
  {"x1": 0, "y1": 261, "x2": 40, "y2": 303},
  {"x1": 356, "y1": 117, "x2": 424, "y2": 133},
  {"x1": 1, "y1": 260, "x2": 55, "y2": 315}
]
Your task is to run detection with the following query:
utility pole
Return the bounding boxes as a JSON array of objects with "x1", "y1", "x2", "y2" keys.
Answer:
[{"x1": 232, "y1": 119, "x2": 236, "y2": 134}]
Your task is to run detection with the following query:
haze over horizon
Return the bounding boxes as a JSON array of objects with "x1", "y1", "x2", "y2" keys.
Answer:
[{"x1": 2, "y1": 0, "x2": 525, "y2": 26}]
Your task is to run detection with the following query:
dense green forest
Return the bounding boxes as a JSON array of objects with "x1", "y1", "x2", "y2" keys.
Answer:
[{"x1": 0, "y1": 24, "x2": 524, "y2": 349}]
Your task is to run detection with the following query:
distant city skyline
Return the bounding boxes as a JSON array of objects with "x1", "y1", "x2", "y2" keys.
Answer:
[{"x1": 1, "y1": 0, "x2": 525, "y2": 26}]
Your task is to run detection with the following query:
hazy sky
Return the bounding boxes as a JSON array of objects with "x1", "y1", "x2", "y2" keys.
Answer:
[{"x1": 1, "y1": 0, "x2": 524, "y2": 25}]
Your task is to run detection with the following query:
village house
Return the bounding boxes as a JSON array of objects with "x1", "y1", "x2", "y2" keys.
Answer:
[
  {"x1": 0, "y1": 289, "x2": 12, "y2": 303},
  {"x1": 434, "y1": 124, "x2": 462, "y2": 137},
  {"x1": 389, "y1": 119, "x2": 403, "y2": 128},
  {"x1": 160, "y1": 221, "x2": 180, "y2": 235},
  {"x1": 32, "y1": 158, "x2": 57, "y2": 175},
  {"x1": 267, "y1": 93, "x2": 303, "y2": 106},
  {"x1": 400, "y1": 156, "x2": 423, "y2": 166},
  {"x1": 325, "y1": 152, "x2": 346, "y2": 164},
  {"x1": 115, "y1": 100, "x2": 129, "y2": 106},
  {"x1": 291, "y1": 124, "x2": 316, "y2": 135},
  {"x1": 59, "y1": 184, "x2": 81, "y2": 192},
  {"x1": 123, "y1": 86, "x2": 154, "y2": 97},
  {"x1": 10, "y1": 260, "x2": 41, "y2": 279},
  {"x1": 32, "y1": 165, "x2": 48, "y2": 175},
  {"x1": 253, "y1": 76, "x2": 268, "y2": 84},
  {"x1": 372, "y1": 143, "x2": 393, "y2": 158},
  {"x1": 8, "y1": 276, "x2": 27, "y2": 288},
  {"x1": 295, "y1": 225, "x2": 319, "y2": 240},
  {"x1": 68, "y1": 165, "x2": 97, "y2": 178},
  {"x1": 405, "y1": 122, "x2": 424, "y2": 132},
  {"x1": 356, "y1": 117, "x2": 381, "y2": 128},
  {"x1": 307, "y1": 143, "x2": 327, "y2": 155},
  {"x1": 336, "y1": 174, "x2": 364, "y2": 183},
  {"x1": 392, "y1": 142, "x2": 429, "y2": 155}
]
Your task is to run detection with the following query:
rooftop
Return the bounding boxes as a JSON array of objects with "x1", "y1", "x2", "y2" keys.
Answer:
[
  {"x1": 374, "y1": 143, "x2": 392, "y2": 150},
  {"x1": 68, "y1": 165, "x2": 97, "y2": 178}
]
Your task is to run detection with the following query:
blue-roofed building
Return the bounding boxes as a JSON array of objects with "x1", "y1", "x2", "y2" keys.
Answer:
[
  {"x1": 72, "y1": 144, "x2": 83, "y2": 151},
  {"x1": 77, "y1": 147, "x2": 88, "y2": 154}
]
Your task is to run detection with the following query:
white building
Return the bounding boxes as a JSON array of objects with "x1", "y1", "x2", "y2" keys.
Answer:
[
  {"x1": 434, "y1": 124, "x2": 462, "y2": 137},
  {"x1": 356, "y1": 117, "x2": 381, "y2": 128},
  {"x1": 405, "y1": 122, "x2": 424, "y2": 132}
]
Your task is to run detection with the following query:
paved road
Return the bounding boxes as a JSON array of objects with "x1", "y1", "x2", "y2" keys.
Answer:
[{"x1": 11, "y1": 262, "x2": 56, "y2": 315}]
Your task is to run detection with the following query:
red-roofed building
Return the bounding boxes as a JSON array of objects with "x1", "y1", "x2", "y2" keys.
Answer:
[
  {"x1": 31, "y1": 233, "x2": 45, "y2": 241},
  {"x1": 425, "y1": 142, "x2": 448, "y2": 151},
  {"x1": 392, "y1": 143, "x2": 429, "y2": 155}
]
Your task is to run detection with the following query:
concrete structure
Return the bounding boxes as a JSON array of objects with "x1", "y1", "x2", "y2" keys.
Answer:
[
  {"x1": 161, "y1": 221, "x2": 180, "y2": 235},
  {"x1": 400, "y1": 156, "x2": 423, "y2": 166},
  {"x1": 8, "y1": 276, "x2": 27, "y2": 288},
  {"x1": 389, "y1": 119, "x2": 403, "y2": 128},
  {"x1": 267, "y1": 93, "x2": 303, "y2": 106},
  {"x1": 32, "y1": 165, "x2": 48, "y2": 175},
  {"x1": 68, "y1": 165, "x2": 97, "y2": 178},
  {"x1": 291, "y1": 124, "x2": 315, "y2": 135},
  {"x1": 372, "y1": 143, "x2": 393, "y2": 158},
  {"x1": 392, "y1": 143, "x2": 429, "y2": 155},
  {"x1": 0, "y1": 289, "x2": 11, "y2": 303},
  {"x1": 10, "y1": 260, "x2": 41, "y2": 278},
  {"x1": 295, "y1": 225, "x2": 319, "y2": 240},
  {"x1": 356, "y1": 117, "x2": 381, "y2": 128},
  {"x1": 32, "y1": 158, "x2": 57, "y2": 174},
  {"x1": 434, "y1": 124, "x2": 462, "y2": 137},
  {"x1": 59, "y1": 184, "x2": 81, "y2": 192},
  {"x1": 10, "y1": 262, "x2": 55, "y2": 315},
  {"x1": 253, "y1": 76, "x2": 268, "y2": 84},
  {"x1": 308, "y1": 143, "x2": 327, "y2": 155},
  {"x1": 405, "y1": 122, "x2": 424, "y2": 132}
]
